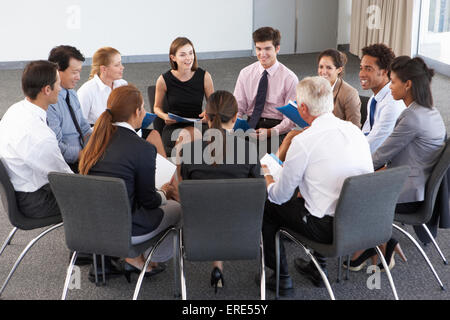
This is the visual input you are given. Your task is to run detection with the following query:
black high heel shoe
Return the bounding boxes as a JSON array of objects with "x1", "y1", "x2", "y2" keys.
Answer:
[
  {"x1": 116, "y1": 260, "x2": 167, "y2": 283},
  {"x1": 378, "y1": 238, "x2": 407, "y2": 272},
  {"x1": 343, "y1": 248, "x2": 377, "y2": 272},
  {"x1": 210, "y1": 267, "x2": 224, "y2": 294}
]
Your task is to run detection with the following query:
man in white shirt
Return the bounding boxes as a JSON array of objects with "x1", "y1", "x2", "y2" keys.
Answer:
[
  {"x1": 0, "y1": 61, "x2": 73, "y2": 218},
  {"x1": 260, "y1": 77, "x2": 373, "y2": 296},
  {"x1": 360, "y1": 44, "x2": 405, "y2": 153}
]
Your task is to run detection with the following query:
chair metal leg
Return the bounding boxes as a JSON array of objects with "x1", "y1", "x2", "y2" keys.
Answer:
[
  {"x1": 374, "y1": 246, "x2": 398, "y2": 300},
  {"x1": 345, "y1": 255, "x2": 350, "y2": 280},
  {"x1": 173, "y1": 229, "x2": 181, "y2": 298},
  {"x1": 92, "y1": 254, "x2": 99, "y2": 286},
  {"x1": 259, "y1": 233, "x2": 266, "y2": 301},
  {"x1": 101, "y1": 255, "x2": 106, "y2": 286},
  {"x1": 280, "y1": 230, "x2": 336, "y2": 300},
  {"x1": 337, "y1": 257, "x2": 342, "y2": 283},
  {"x1": 179, "y1": 229, "x2": 187, "y2": 300},
  {"x1": 393, "y1": 224, "x2": 445, "y2": 290},
  {"x1": 133, "y1": 227, "x2": 177, "y2": 300},
  {"x1": 422, "y1": 224, "x2": 448, "y2": 265},
  {"x1": 0, "y1": 222, "x2": 63, "y2": 297},
  {"x1": 0, "y1": 227, "x2": 18, "y2": 257},
  {"x1": 61, "y1": 251, "x2": 78, "y2": 300},
  {"x1": 275, "y1": 231, "x2": 280, "y2": 299}
]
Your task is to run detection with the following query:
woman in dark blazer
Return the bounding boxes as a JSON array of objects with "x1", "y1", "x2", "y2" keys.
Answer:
[
  {"x1": 177, "y1": 90, "x2": 261, "y2": 293},
  {"x1": 79, "y1": 85, "x2": 181, "y2": 281},
  {"x1": 346, "y1": 56, "x2": 446, "y2": 272},
  {"x1": 318, "y1": 49, "x2": 361, "y2": 128}
]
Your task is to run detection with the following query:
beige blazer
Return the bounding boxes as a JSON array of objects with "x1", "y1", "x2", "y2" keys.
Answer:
[{"x1": 333, "y1": 78, "x2": 361, "y2": 128}]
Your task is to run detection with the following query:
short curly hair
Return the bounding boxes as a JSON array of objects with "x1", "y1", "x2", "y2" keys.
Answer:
[{"x1": 362, "y1": 44, "x2": 395, "y2": 78}]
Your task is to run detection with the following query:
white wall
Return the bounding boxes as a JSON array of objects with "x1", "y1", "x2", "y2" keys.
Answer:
[
  {"x1": 253, "y1": 0, "x2": 297, "y2": 54},
  {"x1": 337, "y1": 0, "x2": 352, "y2": 45},
  {"x1": 0, "y1": 0, "x2": 253, "y2": 62}
]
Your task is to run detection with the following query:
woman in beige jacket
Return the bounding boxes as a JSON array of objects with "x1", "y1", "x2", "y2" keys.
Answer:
[{"x1": 318, "y1": 49, "x2": 361, "y2": 128}]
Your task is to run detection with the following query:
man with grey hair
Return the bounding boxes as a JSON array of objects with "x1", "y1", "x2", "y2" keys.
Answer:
[{"x1": 259, "y1": 77, "x2": 373, "y2": 295}]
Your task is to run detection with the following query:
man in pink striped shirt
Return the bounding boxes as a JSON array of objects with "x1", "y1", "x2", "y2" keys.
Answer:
[{"x1": 234, "y1": 27, "x2": 298, "y2": 152}]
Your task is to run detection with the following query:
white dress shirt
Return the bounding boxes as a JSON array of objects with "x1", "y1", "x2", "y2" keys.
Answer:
[
  {"x1": 268, "y1": 113, "x2": 374, "y2": 218},
  {"x1": 361, "y1": 82, "x2": 406, "y2": 153},
  {"x1": 77, "y1": 74, "x2": 128, "y2": 125},
  {"x1": 0, "y1": 99, "x2": 73, "y2": 192}
]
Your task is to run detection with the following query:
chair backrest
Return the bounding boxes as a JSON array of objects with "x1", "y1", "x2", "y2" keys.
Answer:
[
  {"x1": 421, "y1": 138, "x2": 450, "y2": 221},
  {"x1": 147, "y1": 85, "x2": 168, "y2": 135},
  {"x1": 333, "y1": 166, "x2": 410, "y2": 256},
  {"x1": 0, "y1": 159, "x2": 60, "y2": 230},
  {"x1": 179, "y1": 179, "x2": 266, "y2": 261},
  {"x1": 359, "y1": 95, "x2": 370, "y2": 126},
  {"x1": 48, "y1": 172, "x2": 133, "y2": 257}
]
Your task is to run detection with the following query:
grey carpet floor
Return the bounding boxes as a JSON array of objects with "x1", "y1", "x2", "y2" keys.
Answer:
[{"x1": 0, "y1": 54, "x2": 450, "y2": 301}]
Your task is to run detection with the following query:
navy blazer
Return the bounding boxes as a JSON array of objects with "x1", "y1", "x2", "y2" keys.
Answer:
[{"x1": 89, "y1": 126, "x2": 163, "y2": 236}]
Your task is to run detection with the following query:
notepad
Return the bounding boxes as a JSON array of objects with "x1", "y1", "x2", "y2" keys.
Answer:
[
  {"x1": 260, "y1": 153, "x2": 283, "y2": 181},
  {"x1": 233, "y1": 118, "x2": 251, "y2": 132},
  {"x1": 168, "y1": 113, "x2": 201, "y2": 123},
  {"x1": 155, "y1": 154, "x2": 176, "y2": 189},
  {"x1": 276, "y1": 100, "x2": 309, "y2": 128},
  {"x1": 142, "y1": 113, "x2": 158, "y2": 129}
]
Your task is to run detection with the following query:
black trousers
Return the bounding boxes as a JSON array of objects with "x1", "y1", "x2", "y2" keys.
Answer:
[
  {"x1": 247, "y1": 117, "x2": 286, "y2": 155},
  {"x1": 162, "y1": 123, "x2": 208, "y2": 156},
  {"x1": 15, "y1": 184, "x2": 61, "y2": 219},
  {"x1": 262, "y1": 197, "x2": 333, "y2": 275}
]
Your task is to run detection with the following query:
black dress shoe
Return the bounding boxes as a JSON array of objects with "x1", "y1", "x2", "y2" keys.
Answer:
[
  {"x1": 294, "y1": 258, "x2": 327, "y2": 288},
  {"x1": 254, "y1": 273, "x2": 294, "y2": 297},
  {"x1": 114, "y1": 260, "x2": 167, "y2": 283}
]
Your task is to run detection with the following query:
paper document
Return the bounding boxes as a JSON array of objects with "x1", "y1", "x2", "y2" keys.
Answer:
[
  {"x1": 276, "y1": 100, "x2": 309, "y2": 128},
  {"x1": 168, "y1": 113, "x2": 201, "y2": 123},
  {"x1": 155, "y1": 154, "x2": 176, "y2": 189},
  {"x1": 260, "y1": 153, "x2": 283, "y2": 181}
]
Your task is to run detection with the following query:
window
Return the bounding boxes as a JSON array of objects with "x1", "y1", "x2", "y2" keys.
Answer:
[{"x1": 418, "y1": 0, "x2": 450, "y2": 65}]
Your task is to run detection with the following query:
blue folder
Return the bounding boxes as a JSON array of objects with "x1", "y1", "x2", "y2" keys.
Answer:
[
  {"x1": 233, "y1": 118, "x2": 251, "y2": 132},
  {"x1": 141, "y1": 113, "x2": 158, "y2": 129},
  {"x1": 276, "y1": 101, "x2": 309, "y2": 128}
]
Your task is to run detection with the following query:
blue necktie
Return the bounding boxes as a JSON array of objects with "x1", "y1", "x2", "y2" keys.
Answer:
[
  {"x1": 248, "y1": 70, "x2": 268, "y2": 129},
  {"x1": 369, "y1": 98, "x2": 377, "y2": 131}
]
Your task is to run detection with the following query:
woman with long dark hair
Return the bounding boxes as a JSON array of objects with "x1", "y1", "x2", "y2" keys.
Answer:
[
  {"x1": 153, "y1": 37, "x2": 214, "y2": 156},
  {"x1": 79, "y1": 85, "x2": 181, "y2": 281},
  {"x1": 177, "y1": 90, "x2": 261, "y2": 293}
]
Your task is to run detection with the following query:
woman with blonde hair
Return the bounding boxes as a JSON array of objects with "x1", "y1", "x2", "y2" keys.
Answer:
[
  {"x1": 79, "y1": 85, "x2": 181, "y2": 281},
  {"x1": 78, "y1": 47, "x2": 166, "y2": 156},
  {"x1": 154, "y1": 37, "x2": 214, "y2": 156},
  {"x1": 78, "y1": 47, "x2": 128, "y2": 125}
]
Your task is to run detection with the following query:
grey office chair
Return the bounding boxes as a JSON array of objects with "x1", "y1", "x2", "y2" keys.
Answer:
[
  {"x1": 48, "y1": 172, "x2": 179, "y2": 300},
  {"x1": 0, "y1": 159, "x2": 63, "y2": 298},
  {"x1": 392, "y1": 138, "x2": 450, "y2": 291},
  {"x1": 276, "y1": 167, "x2": 410, "y2": 300},
  {"x1": 178, "y1": 179, "x2": 267, "y2": 300},
  {"x1": 147, "y1": 85, "x2": 168, "y2": 135}
]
